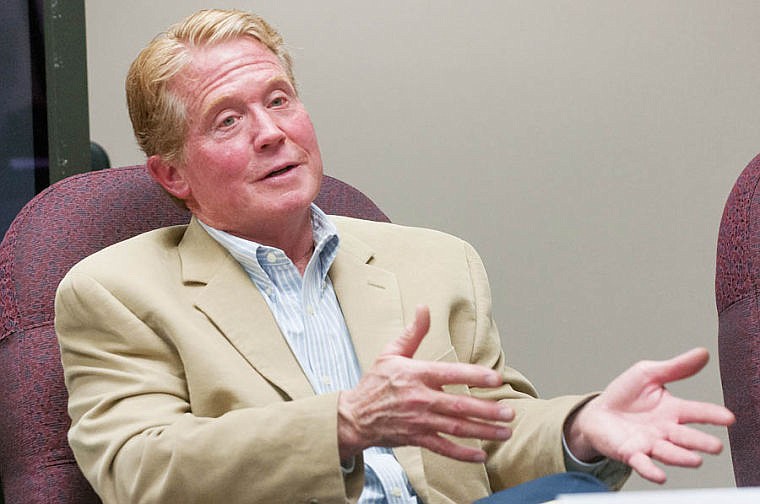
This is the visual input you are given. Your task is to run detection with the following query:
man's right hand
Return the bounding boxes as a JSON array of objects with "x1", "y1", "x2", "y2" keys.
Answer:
[{"x1": 337, "y1": 305, "x2": 513, "y2": 463}]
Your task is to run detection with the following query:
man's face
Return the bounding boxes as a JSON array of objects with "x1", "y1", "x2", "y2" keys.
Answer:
[{"x1": 166, "y1": 37, "x2": 323, "y2": 239}]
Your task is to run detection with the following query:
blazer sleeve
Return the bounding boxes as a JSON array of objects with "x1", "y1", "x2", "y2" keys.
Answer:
[
  {"x1": 55, "y1": 270, "x2": 363, "y2": 504},
  {"x1": 453, "y1": 241, "x2": 598, "y2": 491}
]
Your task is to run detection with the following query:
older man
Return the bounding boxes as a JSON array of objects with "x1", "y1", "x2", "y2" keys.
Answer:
[{"x1": 55, "y1": 9, "x2": 734, "y2": 504}]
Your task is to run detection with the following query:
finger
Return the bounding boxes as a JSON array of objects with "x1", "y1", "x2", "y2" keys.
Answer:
[
  {"x1": 628, "y1": 452, "x2": 667, "y2": 484},
  {"x1": 667, "y1": 424, "x2": 724, "y2": 454},
  {"x1": 382, "y1": 305, "x2": 431, "y2": 358},
  {"x1": 430, "y1": 391, "x2": 514, "y2": 423},
  {"x1": 423, "y1": 413, "x2": 512, "y2": 442},
  {"x1": 650, "y1": 439, "x2": 702, "y2": 468},
  {"x1": 644, "y1": 347, "x2": 709, "y2": 385},
  {"x1": 417, "y1": 433, "x2": 488, "y2": 463},
  {"x1": 415, "y1": 360, "x2": 502, "y2": 389},
  {"x1": 674, "y1": 399, "x2": 736, "y2": 427}
]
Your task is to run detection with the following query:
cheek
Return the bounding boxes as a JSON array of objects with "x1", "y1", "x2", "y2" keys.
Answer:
[
  {"x1": 304, "y1": 129, "x2": 321, "y2": 155},
  {"x1": 290, "y1": 113, "x2": 321, "y2": 153},
  {"x1": 194, "y1": 142, "x2": 250, "y2": 177}
]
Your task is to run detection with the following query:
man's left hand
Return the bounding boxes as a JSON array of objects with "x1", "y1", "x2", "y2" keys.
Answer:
[{"x1": 563, "y1": 347, "x2": 735, "y2": 483}]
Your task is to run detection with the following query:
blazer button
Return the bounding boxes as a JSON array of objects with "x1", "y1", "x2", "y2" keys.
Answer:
[{"x1": 307, "y1": 499, "x2": 319, "y2": 504}]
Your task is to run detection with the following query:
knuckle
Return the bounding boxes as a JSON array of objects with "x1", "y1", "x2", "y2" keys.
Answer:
[
  {"x1": 448, "y1": 423, "x2": 467, "y2": 438},
  {"x1": 448, "y1": 398, "x2": 467, "y2": 415}
]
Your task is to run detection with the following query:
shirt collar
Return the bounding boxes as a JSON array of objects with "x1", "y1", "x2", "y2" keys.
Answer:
[{"x1": 198, "y1": 204, "x2": 340, "y2": 284}]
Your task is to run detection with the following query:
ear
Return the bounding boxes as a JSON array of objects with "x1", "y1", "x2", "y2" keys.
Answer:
[{"x1": 147, "y1": 155, "x2": 191, "y2": 200}]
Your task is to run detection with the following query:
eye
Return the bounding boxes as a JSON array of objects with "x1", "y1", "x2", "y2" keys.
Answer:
[
  {"x1": 214, "y1": 113, "x2": 242, "y2": 131},
  {"x1": 269, "y1": 96, "x2": 287, "y2": 108}
]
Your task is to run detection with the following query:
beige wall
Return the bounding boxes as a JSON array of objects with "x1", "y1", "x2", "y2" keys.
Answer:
[{"x1": 86, "y1": 0, "x2": 760, "y2": 492}]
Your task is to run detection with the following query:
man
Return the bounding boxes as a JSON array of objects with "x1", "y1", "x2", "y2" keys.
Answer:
[{"x1": 55, "y1": 9, "x2": 734, "y2": 504}]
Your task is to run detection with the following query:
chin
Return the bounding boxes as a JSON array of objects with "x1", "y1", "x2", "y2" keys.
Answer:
[
  {"x1": 285, "y1": 176, "x2": 321, "y2": 207},
  {"x1": 268, "y1": 189, "x2": 318, "y2": 216}
]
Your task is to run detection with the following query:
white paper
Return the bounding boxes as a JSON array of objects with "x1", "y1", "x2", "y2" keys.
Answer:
[{"x1": 557, "y1": 487, "x2": 760, "y2": 503}]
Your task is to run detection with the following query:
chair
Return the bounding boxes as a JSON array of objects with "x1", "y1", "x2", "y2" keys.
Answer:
[
  {"x1": 716, "y1": 152, "x2": 760, "y2": 487},
  {"x1": 89, "y1": 142, "x2": 111, "y2": 171},
  {"x1": 0, "y1": 165, "x2": 390, "y2": 503}
]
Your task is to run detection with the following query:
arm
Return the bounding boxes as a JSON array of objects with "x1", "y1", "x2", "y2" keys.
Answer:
[
  {"x1": 335, "y1": 236, "x2": 601, "y2": 490},
  {"x1": 457, "y1": 241, "x2": 734, "y2": 486},
  {"x1": 56, "y1": 271, "x2": 361, "y2": 504},
  {"x1": 455, "y1": 241, "x2": 605, "y2": 489}
]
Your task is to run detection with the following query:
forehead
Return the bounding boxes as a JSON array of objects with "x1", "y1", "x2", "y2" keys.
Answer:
[{"x1": 172, "y1": 37, "x2": 287, "y2": 98}]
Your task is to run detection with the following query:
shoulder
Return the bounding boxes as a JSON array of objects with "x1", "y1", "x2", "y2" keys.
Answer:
[
  {"x1": 330, "y1": 215, "x2": 468, "y2": 251},
  {"x1": 63, "y1": 225, "x2": 188, "y2": 283},
  {"x1": 329, "y1": 216, "x2": 483, "y2": 275}
]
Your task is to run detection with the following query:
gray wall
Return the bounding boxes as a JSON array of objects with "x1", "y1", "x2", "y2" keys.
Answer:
[{"x1": 86, "y1": 0, "x2": 760, "y2": 492}]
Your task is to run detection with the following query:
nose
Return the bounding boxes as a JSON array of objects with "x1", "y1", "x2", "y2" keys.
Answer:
[{"x1": 252, "y1": 108, "x2": 286, "y2": 151}]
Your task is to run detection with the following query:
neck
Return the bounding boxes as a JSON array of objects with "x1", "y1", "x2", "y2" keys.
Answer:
[
  {"x1": 231, "y1": 208, "x2": 315, "y2": 275},
  {"x1": 193, "y1": 204, "x2": 317, "y2": 275},
  {"x1": 291, "y1": 240, "x2": 315, "y2": 276}
]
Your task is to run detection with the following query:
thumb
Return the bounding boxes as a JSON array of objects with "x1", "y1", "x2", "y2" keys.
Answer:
[
  {"x1": 382, "y1": 305, "x2": 431, "y2": 358},
  {"x1": 647, "y1": 347, "x2": 710, "y2": 385}
]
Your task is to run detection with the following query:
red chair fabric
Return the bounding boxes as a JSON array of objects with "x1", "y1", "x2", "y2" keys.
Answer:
[
  {"x1": 0, "y1": 165, "x2": 389, "y2": 503},
  {"x1": 716, "y1": 153, "x2": 760, "y2": 487}
]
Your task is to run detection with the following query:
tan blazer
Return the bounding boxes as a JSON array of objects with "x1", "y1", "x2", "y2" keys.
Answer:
[{"x1": 55, "y1": 216, "x2": 588, "y2": 504}]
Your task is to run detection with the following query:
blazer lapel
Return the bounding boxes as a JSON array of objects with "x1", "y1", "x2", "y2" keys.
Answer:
[
  {"x1": 329, "y1": 226, "x2": 433, "y2": 501},
  {"x1": 178, "y1": 218, "x2": 314, "y2": 400},
  {"x1": 328, "y1": 231, "x2": 405, "y2": 372}
]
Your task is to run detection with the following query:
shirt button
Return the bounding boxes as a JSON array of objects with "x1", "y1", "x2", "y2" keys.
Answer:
[
  {"x1": 321, "y1": 376, "x2": 332, "y2": 386},
  {"x1": 266, "y1": 252, "x2": 277, "y2": 263},
  {"x1": 390, "y1": 486, "x2": 403, "y2": 497},
  {"x1": 307, "y1": 304, "x2": 315, "y2": 315}
]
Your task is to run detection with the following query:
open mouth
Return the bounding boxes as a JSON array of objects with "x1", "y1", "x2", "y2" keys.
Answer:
[{"x1": 266, "y1": 164, "x2": 297, "y2": 178}]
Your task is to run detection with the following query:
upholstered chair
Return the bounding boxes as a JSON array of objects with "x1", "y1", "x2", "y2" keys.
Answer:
[
  {"x1": 716, "y1": 152, "x2": 760, "y2": 487},
  {"x1": 0, "y1": 165, "x2": 389, "y2": 503}
]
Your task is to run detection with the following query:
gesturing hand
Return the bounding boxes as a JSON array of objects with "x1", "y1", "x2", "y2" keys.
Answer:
[
  {"x1": 565, "y1": 348, "x2": 735, "y2": 483},
  {"x1": 337, "y1": 305, "x2": 513, "y2": 462}
]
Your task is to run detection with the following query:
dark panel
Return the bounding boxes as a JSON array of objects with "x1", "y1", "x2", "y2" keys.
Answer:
[
  {"x1": 43, "y1": 0, "x2": 90, "y2": 183},
  {"x1": 0, "y1": 1, "x2": 41, "y2": 239}
]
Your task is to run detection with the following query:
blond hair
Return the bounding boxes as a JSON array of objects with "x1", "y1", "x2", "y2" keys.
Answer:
[{"x1": 126, "y1": 9, "x2": 294, "y2": 162}]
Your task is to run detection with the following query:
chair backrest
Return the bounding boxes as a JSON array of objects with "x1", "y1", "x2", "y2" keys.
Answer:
[
  {"x1": 716, "y1": 153, "x2": 760, "y2": 487},
  {"x1": 0, "y1": 165, "x2": 389, "y2": 503}
]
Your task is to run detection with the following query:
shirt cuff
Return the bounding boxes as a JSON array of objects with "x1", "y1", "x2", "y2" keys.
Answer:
[{"x1": 561, "y1": 432, "x2": 631, "y2": 490}]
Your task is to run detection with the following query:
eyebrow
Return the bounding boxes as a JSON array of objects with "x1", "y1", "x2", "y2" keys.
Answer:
[{"x1": 200, "y1": 75, "x2": 296, "y2": 121}]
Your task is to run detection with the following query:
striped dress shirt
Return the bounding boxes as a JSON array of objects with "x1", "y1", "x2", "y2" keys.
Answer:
[{"x1": 200, "y1": 205, "x2": 419, "y2": 503}]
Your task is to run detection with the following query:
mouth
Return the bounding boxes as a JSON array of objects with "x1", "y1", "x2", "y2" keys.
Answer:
[{"x1": 265, "y1": 164, "x2": 298, "y2": 178}]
